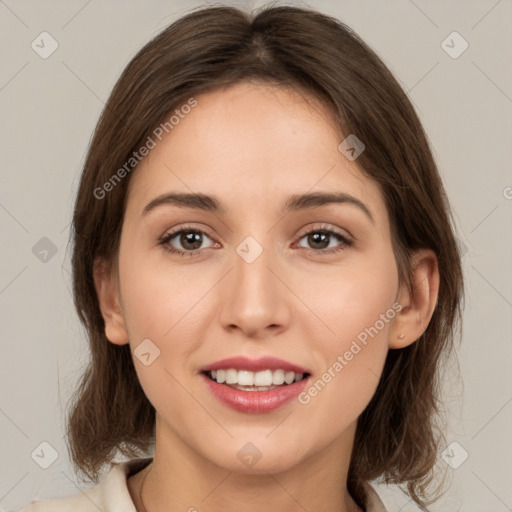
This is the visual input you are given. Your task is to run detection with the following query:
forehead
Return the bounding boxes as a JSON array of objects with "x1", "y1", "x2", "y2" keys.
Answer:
[{"x1": 126, "y1": 82, "x2": 387, "y2": 225}]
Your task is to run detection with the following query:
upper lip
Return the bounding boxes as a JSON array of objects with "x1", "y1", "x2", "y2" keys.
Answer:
[{"x1": 201, "y1": 356, "x2": 311, "y2": 374}]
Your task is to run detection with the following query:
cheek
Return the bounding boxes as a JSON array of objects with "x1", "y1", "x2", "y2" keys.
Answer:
[
  {"x1": 118, "y1": 246, "x2": 201, "y2": 341},
  {"x1": 117, "y1": 246, "x2": 213, "y2": 406},
  {"x1": 306, "y1": 246, "x2": 398, "y2": 350},
  {"x1": 116, "y1": 252, "x2": 202, "y2": 410},
  {"x1": 295, "y1": 248, "x2": 397, "y2": 412}
]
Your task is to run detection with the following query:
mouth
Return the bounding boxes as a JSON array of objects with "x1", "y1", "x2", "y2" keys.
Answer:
[
  {"x1": 202, "y1": 368, "x2": 311, "y2": 391},
  {"x1": 200, "y1": 355, "x2": 312, "y2": 392},
  {"x1": 200, "y1": 367, "x2": 311, "y2": 413}
]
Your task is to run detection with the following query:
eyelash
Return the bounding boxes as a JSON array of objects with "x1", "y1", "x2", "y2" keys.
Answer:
[{"x1": 158, "y1": 223, "x2": 353, "y2": 257}]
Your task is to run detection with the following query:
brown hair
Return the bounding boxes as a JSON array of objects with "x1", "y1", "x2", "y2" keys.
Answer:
[{"x1": 66, "y1": 4, "x2": 464, "y2": 510}]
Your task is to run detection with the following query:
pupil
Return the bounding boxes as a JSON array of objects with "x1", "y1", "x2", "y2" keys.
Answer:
[
  {"x1": 182, "y1": 231, "x2": 202, "y2": 250},
  {"x1": 309, "y1": 232, "x2": 329, "y2": 249}
]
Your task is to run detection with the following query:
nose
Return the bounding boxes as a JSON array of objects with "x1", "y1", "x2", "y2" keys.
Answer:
[{"x1": 218, "y1": 235, "x2": 291, "y2": 339}]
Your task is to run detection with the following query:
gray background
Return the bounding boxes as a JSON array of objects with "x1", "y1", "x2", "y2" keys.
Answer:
[{"x1": 1, "y1": 0, "x2": 511, "y2": 510}]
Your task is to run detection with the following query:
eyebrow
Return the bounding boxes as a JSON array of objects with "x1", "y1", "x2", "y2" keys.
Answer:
[{"x1": 142, "y1": 191, "x2": 375, "y2": 224}]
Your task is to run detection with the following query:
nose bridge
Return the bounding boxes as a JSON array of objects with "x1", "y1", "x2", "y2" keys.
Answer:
[
  {"x1": 235, "y1": 235, "x2": 275, "y2": 287},
  {"x1": 233, "y1": 232, "x2": 277, "y2": 302},
  {"x1": 219, "y1": 229, "x2": 288, "y2": 334}
]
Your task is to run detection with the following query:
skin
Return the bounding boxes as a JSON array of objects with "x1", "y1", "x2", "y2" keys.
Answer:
[{"x1": 94, "y1": 81, "x2": 439, "y2": 512}]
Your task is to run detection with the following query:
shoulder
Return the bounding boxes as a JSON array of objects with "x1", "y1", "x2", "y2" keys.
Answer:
[
  {"x1": 10, "y1": 491, "x2": 103, "y2": 512},
  {"x1": 11, "y1": 457, "x2": 152, "y2": 512}
]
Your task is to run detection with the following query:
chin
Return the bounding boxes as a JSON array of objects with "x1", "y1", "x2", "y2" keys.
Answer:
[{"x1": 199, "y1": 436, "x2": 310, "y2": 475}]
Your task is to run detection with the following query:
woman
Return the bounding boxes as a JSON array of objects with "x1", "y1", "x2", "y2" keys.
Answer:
[{"x1": 16, "y1": 4, "x2": 464, "y2": 512}]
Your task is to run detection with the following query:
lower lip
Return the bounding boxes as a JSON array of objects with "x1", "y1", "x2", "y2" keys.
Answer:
[{"x1": 201, "y1": 373, "x2": 309, "y2": 413}]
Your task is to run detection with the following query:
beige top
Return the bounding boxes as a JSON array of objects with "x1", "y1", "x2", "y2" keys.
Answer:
[{"x1": 15, "y1": 457, "x2": 387, "y2": 512}]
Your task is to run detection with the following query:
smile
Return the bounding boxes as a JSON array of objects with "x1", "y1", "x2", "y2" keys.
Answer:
[{"x1": 205, "y1": 368, "x2": 308, "y2": 390}]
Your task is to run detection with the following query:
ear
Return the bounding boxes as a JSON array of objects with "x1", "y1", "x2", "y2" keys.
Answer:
[
  {"x1": 93, "y1": 257, "x2": 129, "y2": 345},
  {"x1": 389, "y1": 248, "x2": 439, "y2": 349}
]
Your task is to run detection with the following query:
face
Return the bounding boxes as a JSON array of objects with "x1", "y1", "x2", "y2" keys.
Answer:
[{"x1": 102, "y1": 81, "x2": 405, "y2": 474}]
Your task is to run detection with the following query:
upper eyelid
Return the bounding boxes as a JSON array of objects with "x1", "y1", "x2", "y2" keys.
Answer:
[
  {"x1": 162, "y1": 224, "x2": 214, "y2": 241},
  {"x1": 162, "y1": 222, "x2": 350, "y2": 236},
  {"x1": 296, "y1": 223, "x2": 352, "y2": 240}
]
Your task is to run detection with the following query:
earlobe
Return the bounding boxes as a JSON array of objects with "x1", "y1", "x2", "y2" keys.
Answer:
[
  {"x1": 389, "y1": 249, "x2": 440, "y2": 349},
  {"x1": 93, "y1": 258, "x2": 129, "y2": 346}
]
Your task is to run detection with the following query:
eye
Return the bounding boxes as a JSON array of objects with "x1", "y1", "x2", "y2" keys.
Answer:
[
  {"x1": 295, "y1": 224, "x2": 353, "y2": 254},
  {"x1": 158, "y1": 223, "x2": 353, "y2": 257},
  {"x1": 158, "y1": 225, "x2": 216, "y2": 257}
]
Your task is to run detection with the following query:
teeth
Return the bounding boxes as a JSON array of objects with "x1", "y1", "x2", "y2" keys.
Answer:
[
  {"x1": 254, "y1": 370, "x2": 271, "y2": 386},
  {"x1": 208, "y1": 369, "x2": 306, "y2": 386},
  {"x1": 238, "y1": 370, "x2": 255, "y2": 386},
  {"x1": 273, "y1": 369, "x2": 285, "y2": 385},
  {"x1": 285, "y1": 371, "x2": 295, "y2": 384},
  {"x1": 225, "y1": 369, "x2": 238, "y2": 384}
]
